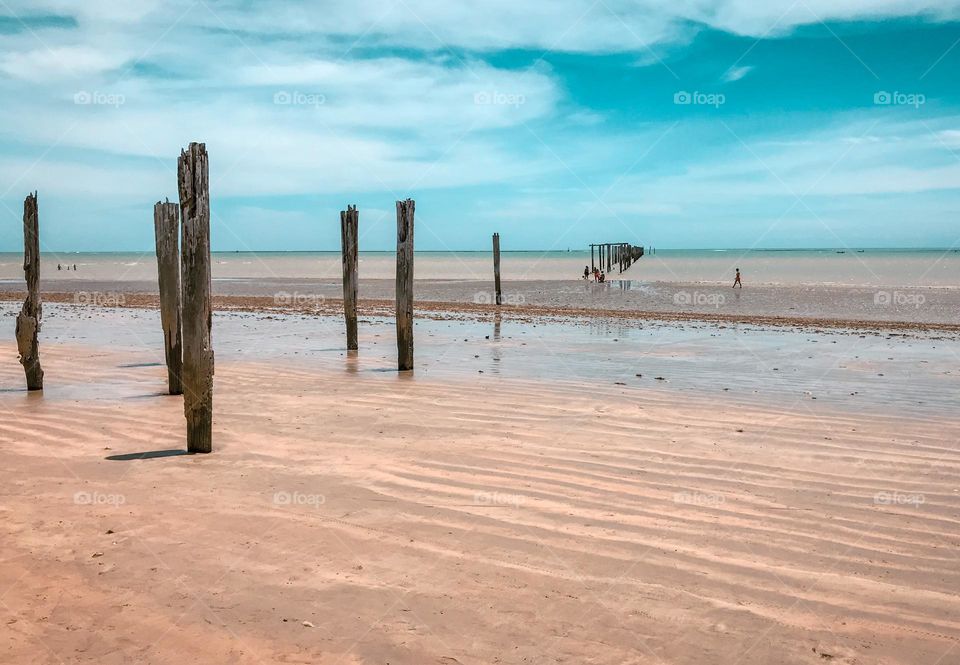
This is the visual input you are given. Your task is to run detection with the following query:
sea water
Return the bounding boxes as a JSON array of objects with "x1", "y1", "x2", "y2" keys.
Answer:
[{"x1": 0, "y1": 249, "x2": 956, "y2": 287}]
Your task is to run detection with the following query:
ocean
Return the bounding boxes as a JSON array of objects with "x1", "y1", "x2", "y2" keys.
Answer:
[{"x1": 0, "y1": 249, "x2": 956, "y2": 287}]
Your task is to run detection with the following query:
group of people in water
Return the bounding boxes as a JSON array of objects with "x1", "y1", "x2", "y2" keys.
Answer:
[
  {"x1": 583, "y1": 265, "x2": 607, "y2": 283},
  {"x1": 57, "y1": 264, "x2": 77, "y2": 271}
]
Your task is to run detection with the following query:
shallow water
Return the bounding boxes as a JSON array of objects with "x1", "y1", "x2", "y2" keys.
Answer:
[
  {"x1": 5, "y1": 303, "x2": 955, "y2": 419},
  {"x1": 1, "y1": 248, "x2": 957, "y2": 287}
]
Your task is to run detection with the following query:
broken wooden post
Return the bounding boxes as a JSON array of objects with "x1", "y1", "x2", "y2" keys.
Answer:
[
  {"x1": 154, "y1": 199, "x2": 183, "y2": 395},
  {"x1": 395, "y1": 199, "x2": 415, "y2": 371},
  {"x1": 340, "y1": 205, "x2": 359, "y2": 350},
  {"x1": 15, "y1": 192, "x2": 43, "y2": 391},
  {"x1": 492, "y1": 232, "x2": 502, "y2": 306},
  {"x1": 178, "y1": 143, "x2": 214, "y2": 453}
]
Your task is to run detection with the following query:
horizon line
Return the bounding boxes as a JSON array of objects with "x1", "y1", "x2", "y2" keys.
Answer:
[{"x1": 4, "y1": 247, "x2": 959, "y2": 255}]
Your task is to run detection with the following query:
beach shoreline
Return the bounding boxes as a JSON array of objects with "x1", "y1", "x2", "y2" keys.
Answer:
[{"x1": 2, "y1": 285, "x2": 958, "y2": 334}]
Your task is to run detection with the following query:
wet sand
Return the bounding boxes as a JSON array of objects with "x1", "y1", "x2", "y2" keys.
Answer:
[
  {"x1": 1, "y1": 276, "x2": 959, "y2": 328},
  {"x1": 1, "y1": 304, "x2": 959, "y2": 664}
]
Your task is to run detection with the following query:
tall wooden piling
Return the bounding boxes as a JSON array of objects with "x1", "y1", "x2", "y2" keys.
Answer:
[
  {"x1": 154, "y1": 199, "x2": 183, "y2": 395},
  {"x1": 15, "y1": 192, "x2": 43, "y2": 390},
  {"x1": 395, "y1": 199, "x2": 415, "y2": 371},
  {"x1": 492, "y1": 232, "x2": 502, "y2": 306},
  {"x1": 178, "y1": 143, "x2": 213, "y2": 453},
  {"x1": 340, "y1": 205, "x2": 359, "y2": 350}
]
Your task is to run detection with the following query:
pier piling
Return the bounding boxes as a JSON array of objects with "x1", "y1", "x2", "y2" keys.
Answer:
[
  {"x1": 154, "y1": 199, "x2": 183, "y2": 395},
  {"x1": 178, "y1": 142, "x2": 214, "y2": 453},
  {"x1": 15, "y1": 192, "x2": 43, "y2": 391},
  {"x1": 588, "y1": 243, "x2": 645, "y2": 277},
  {"x1": 396, "y1": 199, "x2": 415, "y2": 371},
  {"x1": 340, "y1": 205, "x2": 359, "y2": 350},
  {"x1": 493, "y1": 232, "x2": 502, "y2": 306}
]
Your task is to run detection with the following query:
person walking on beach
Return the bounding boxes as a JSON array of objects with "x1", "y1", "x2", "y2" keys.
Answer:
[
  {"x1": 733, "y1": 268, "x2": 742, "y2": 288},
  {"x1": 583, "y1": 265, "x2": 590, "y2": 280}
]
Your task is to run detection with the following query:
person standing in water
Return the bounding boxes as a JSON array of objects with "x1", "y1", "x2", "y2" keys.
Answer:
[{"x1": 733, "y1": 268, "x2": 742, "y2": 288}]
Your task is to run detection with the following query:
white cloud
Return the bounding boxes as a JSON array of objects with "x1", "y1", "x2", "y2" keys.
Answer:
[
  {"x1": 937, "y1": 129, "x2": 960, "y2": 147},
  {"x1": 0, "y1": 46, "x2": 127, "y2": 79},
  {"x1": 5, "y1": 0, "x2": 960, "y2": 55},
  {"x1": 600, "y1": 115, "x2": 960, "y2": 212},
  {"x1": 721, "y1": 65, "x2": 753, "y2": 83}
]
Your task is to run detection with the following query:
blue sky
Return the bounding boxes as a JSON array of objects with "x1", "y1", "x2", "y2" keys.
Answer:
[{"x1": 0, "y1": 1, "x2": 958, "y2": 251}]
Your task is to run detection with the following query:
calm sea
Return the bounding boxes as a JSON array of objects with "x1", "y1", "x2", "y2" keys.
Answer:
[{"x1": 0, "y1": 249, "x2": 956, "y2": 287}]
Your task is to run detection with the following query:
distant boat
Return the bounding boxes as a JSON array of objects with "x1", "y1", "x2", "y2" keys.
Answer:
[{"x1": 836, "y1": 250, "x2": 845, "y2": 254}]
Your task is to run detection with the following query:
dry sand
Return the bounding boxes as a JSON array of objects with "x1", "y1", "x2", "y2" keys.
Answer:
[{"x1": 1, "y1": 305, "x2": 959, "y2": 664}]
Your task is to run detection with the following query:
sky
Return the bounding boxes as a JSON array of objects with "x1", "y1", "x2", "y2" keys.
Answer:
[{"x1": 0, "y1": 0, "x2": 958, "y2": 252}]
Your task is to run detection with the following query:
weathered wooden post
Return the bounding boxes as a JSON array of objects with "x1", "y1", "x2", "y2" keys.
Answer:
[
  {"x1": 16, "y1": 192, "x2": 43, "y2": 390},
  {"x1": 154, "y1": 199, "x2": 183, "y2": 395},
  {"x1": 395, "y1": 199, "x2": 415, "y2": 371},
  {"x1": 492, "y1": 232, "x2": 502, "y2": 306},
  {"x1": 178, "y1": 143, "x2": 213, "y2": 453},
  {"x1": 340, "y1": 205, "x2": 359, "y2": 350}
]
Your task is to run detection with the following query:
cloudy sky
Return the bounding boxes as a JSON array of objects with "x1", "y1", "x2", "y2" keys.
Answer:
[{"x1": 0, "y1": 0, "x2": 958, "y2": 251}]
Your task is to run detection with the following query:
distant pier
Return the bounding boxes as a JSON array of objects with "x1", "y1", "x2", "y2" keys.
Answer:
[{"x1": 589, "y1": 243, "x2": 644, "y2": 274}]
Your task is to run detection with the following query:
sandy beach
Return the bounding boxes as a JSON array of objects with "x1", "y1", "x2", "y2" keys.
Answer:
[
  {"x1": 4, "y1": 0, "x2": 960, "y2": 661},
  {"x1": 1, "y1": 302, "x2": 958, "y2": 664}
]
